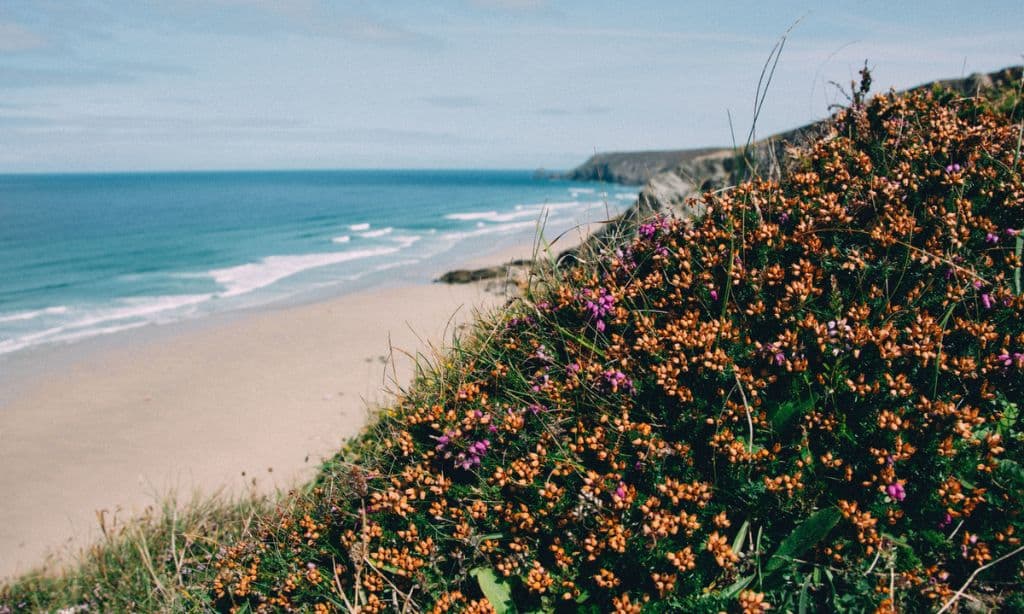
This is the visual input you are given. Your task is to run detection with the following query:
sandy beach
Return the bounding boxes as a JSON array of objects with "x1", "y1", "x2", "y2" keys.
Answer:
[{"x1": 0, "y1": 276, "x2": 514, "y2": 579}]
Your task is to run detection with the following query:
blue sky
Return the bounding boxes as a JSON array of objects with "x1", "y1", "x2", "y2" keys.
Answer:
[{"x1": 0, "y1": 1, "x2": 1021, "y2": 172}]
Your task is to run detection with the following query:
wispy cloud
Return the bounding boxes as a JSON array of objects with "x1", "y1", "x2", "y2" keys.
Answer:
[
  {"x1": 0, "y1": 21, "x2": 47, "y2": 52},
  {"x1": 470, "y1": 0, "x2": 546, "y2": 10},
  {"x1": 537, "y1": 105, "x2": 612, "y2": 116},
  {"x1": 421, "y1": 95, "x2": 484, "y2": 109},
  {"x1": 0, "y1": 59, "x2": 187, "y2": 89},
  {"x1": 0, "y1": 65, "x2": 134, "y2": 89}
]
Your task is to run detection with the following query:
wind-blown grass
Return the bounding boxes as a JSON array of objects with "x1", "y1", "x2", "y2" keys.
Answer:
[{"x1": 1, "y1": 492, "x2": 271, "y2": 612}]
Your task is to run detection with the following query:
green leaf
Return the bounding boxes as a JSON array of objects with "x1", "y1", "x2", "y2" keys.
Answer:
[
  {"x1": 764, "y1": 507, "x2": 842, "y2": 577},
  {"x1": 471, "y1": 567, "x2": 516, "y2": 614},
  {"x1": 999, "y1": 399, "x2": 1020, "y2": 433},
  {"x1": 798, "y1": 573, "x2": 812, "y2": 614},
  {"x1": 732, "y1": 520, "x2": 751, "y2": 554},
  {"x1": 770, "y1": 397, "x2": 814, "y2": 432}
]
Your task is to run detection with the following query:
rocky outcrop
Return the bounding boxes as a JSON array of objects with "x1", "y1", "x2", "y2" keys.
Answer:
[
  {"x1": 569, "y1": 65, "x2": 1022, "y2": 229},
  {"x1": 562, "y1": 148, "x2": 724, "y2": 185},
  {"x1": 435, "y1": 260, "x2": 532, "y2": 284}
]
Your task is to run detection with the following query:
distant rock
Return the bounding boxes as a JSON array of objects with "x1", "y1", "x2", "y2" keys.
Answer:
[
  {"x1": 435, "y1": 259, "x2": 533, "y2": 285},
  {"x1": 561, "y1": 148, "x2": 724, "y2": 185}
]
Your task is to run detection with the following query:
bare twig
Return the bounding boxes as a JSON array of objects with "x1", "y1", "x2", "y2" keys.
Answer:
[{"x1": 936, "y1": 544, "x2": 1024, "y2": 614}]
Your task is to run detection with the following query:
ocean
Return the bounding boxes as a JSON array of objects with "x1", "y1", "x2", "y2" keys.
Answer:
[{"x1": 0, "y1": 170, "x2": 636, "y2": 358}]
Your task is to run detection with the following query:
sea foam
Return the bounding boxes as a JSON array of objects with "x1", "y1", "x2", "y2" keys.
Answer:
[
  {"x1": 0, "y1": 305, "x2": 69, "y2": 323},
  {"x1": 0, "y1": 295, "x2": 213, "y2": 355},
  {"x1": 359, "y1": 227, "x2": 393, "y2": 238},
  {"x1": 208, "y1": 248, "x2": 401, "y2": 298}
]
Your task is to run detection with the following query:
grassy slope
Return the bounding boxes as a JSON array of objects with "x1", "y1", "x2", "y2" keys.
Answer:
[{"x1": 4, "y1": 75, "x2": 1024, "y2": 613}]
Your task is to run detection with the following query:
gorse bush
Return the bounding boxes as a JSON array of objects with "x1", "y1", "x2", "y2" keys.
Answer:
[{"x1": 208, "y1": 78, "x2": 1024, "y2": 612}]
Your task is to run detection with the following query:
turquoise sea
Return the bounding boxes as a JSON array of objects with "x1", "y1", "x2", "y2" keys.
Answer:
[{"x1": 0, "y1": 170, "x2": 636, "y2": 357}]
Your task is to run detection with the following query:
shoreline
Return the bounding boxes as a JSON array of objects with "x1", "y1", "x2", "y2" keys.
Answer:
[{"x1": 0, "y1": 244, "x2": 539, "y2": 580}]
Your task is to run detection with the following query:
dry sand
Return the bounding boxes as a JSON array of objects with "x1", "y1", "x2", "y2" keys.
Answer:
[{"x1": 0, "y1": 281, "x2": 510, "y2": 579}]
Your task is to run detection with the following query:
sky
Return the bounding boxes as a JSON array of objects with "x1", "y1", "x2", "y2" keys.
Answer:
[{"x1": 0, "y1": 1, "x2": 1021, "y2": 173}]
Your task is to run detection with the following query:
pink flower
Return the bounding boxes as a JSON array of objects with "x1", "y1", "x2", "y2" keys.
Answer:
[
  {"x1": 885, "y1": 482, "x2": 906, "y2": 502},
  {"x1": 981, "y1": 293, "x2": 993, "y2": 310}
]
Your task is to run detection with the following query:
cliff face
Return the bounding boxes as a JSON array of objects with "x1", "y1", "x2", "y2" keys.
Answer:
[{"x1": 562, "y1": 148, "x2": 724, "y2": 185}]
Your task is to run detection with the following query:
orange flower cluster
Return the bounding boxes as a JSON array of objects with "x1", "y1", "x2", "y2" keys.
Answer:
[{"x1": 209, "y1": 76, "x2": 1024, "y2": 612}]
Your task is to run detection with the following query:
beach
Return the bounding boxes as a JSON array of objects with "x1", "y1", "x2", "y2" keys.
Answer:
[
  {"x1": 0, "y1": 169, "x2": 631, "y2": 581},
  {"x1": 0, "y1": 275, "x2": 514, "y2": 579}
]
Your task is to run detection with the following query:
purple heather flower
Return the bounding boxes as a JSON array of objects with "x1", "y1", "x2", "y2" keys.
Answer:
[
  {"x1": 638, "y1": 222, "x2": 658, "y2": 239},
  {"x1": 566, "y1": 362, "x2": 581, "y2": 376},
  {"x1": 456, "y1": 439, "x2": 491, "y2": 470},
  {"x1": 638, "y1": 215, "x2": 668, "y2": 239},
  {"x1": 973, "y1": 280, "x2": 983, "y2": 290},
  {"x1": 710, "y1": 289, "x2": 719, "y2": 301},
  {"x1": 999, "y1": 352, "x2": 1024, "y2": 368},
  {"x1": 981, "y1": 293, "x2": 993, "y2": 310},
  {"x1": 602, "y1": 369, "x2": 633, "y2": 393},
  {"x1": 986, "y1": 232, "x2": 1000, "y2": 244},
  {"x1": 778, "y1": 212, "x2": 790, "y2": 224},
  {"x1": 945, "y1": 163, "x2": 962, "y2": 174},
  {"x1": 885, "y1": 482, "x2": 906, "y2": 502},
  {"x1": 773, "y1": 352, "x2": 786, "y2": 366},
  {"x1": 583, "y1": 287, "x2": 616, "y2": 333},
  {"x1": 528, "y1": 403, "x2": 546, "y2": 415},
  {"x1": 939, "y1": 513, "x2": 953, "y2": 528},
  {"x1": 1007, "y1": 228, "x2": 1020, "y2": 237},
  {"x1": 614, "y1": 483, "x2": 627, "y2": 500}
]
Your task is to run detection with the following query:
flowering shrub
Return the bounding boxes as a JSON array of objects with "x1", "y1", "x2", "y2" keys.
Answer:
[{"x1": 209, "y1": 80, "x2": 1024, "y2": 612}]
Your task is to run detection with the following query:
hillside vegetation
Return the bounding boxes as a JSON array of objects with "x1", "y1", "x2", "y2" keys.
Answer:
[{"x1": 5, "y1": 72, "x2": 1024, "y2": 613}]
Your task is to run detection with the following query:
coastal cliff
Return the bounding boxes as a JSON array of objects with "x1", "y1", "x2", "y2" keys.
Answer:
[
  {"x1": 571, "y1": 65, "x2": 1023, "y2": 240},
  {"x1": 561, "y1": 148, "x2": 723, "y2": 185}
]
